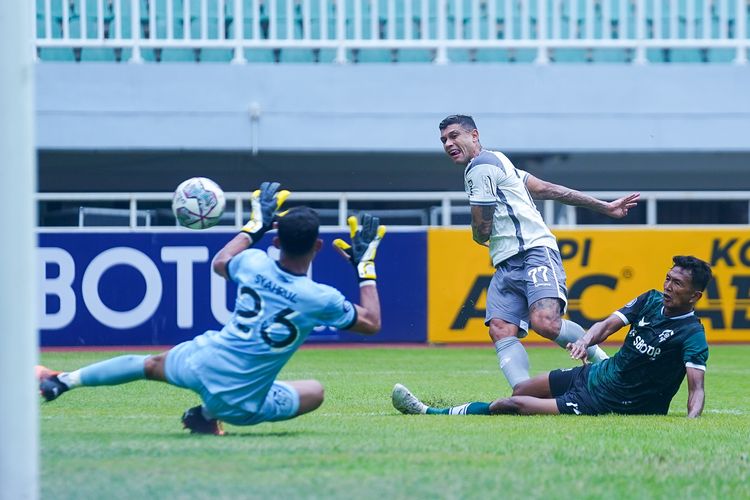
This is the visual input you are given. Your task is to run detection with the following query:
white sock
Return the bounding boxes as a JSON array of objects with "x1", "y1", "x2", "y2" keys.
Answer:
[
  {"x1": 556, "y1": 320, "x2": 609, "y2": 363},
  {"x1": 57, "y1": 371, "x2": 82, "y2": 389},
  {"x1": 494, "y1": 337, "x2": 530, "y2": 389}
]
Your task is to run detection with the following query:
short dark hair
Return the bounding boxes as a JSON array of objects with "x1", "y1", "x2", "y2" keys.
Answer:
[
  {"x1": 439, "y1": 114, "x2": 477, "y2": 132},
  {"x1": 672, "y1": 255, "x2": 713, "y2": 291},
  {"x1": 277, "y1": 206, "x2": 320, "y2": 256}
]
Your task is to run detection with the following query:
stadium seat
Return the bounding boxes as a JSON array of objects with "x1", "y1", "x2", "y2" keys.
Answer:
[
  {"x1": 345, "y1": 0, "x2": 391, "y2": 63},
  {"x1": 207, "y1": 0, "x2": 235, "y2": 39},
  {"x1": 36, "y1": 0, "x2": 63, "y2": 39},
  {"x1": 591, "y1": 48, "x2": 632, "y2": 63},
  {"x1": 350, "y1": 0, "x2": 433, "y2": 63},
  {"x1": 38, "y1": 0, "x2": 77, "y2": 61},
  {"x1": 191, "y1": 0, "x2": 234, "y2": 63},
  {"x1": 34, "y1": 0, "x2": 750, "y2": 65},
  {"x1": 192, "y1": 0, "x2": 235, "y2": 62},
  {"x1": 267, "y1": 0, "x2": 305, "y2": 40},
  {"x1": 306, "y1": 0, "x2": 335, "y2": 40},
  {"x1": 559, "y1": 0, "x2": 605, "y2": 62},
  {"x1": 135, "y1": 0, "x2": 191, "y2": 62},
  {"x1": 274, "y1": 0, "x2": 317, "y2": 65},
  {"x1": 275, "y1": 48, "x2": 317, "y2": 62},
  {"x1": 599, "y1": 0, "x2": 635, "y2": 63},
  {"x1": 670, "y1": 0, "x2": 705, "y2": 62},
  {"x1": 74, "y1": 0, "x2": 122, "y2": 61},
  {"x1": 472, "y1": 48, "x2": 514, "y2": 63}
]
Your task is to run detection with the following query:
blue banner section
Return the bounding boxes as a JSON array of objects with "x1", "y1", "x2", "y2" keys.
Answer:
[{"x1": 39, "y1": 231, "x2": 427, "y2": 346}]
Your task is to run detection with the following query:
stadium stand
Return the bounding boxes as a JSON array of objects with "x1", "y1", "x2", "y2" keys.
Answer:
[
  {"x1": 34, "y1": 0, "x2": 749, "y2": 64},
  {"x1": 32, "y1": 1, "x2": 750, "y2": 227}
]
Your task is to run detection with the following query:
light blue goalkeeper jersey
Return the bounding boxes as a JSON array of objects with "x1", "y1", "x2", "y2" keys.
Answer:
[{"x1": 190, "y1": 249, "x2": 357, "y2": 413}]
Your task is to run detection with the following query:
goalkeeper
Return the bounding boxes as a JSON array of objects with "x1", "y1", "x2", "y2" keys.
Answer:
[{"x1": 37, "y1": 182, "x2": 387, "y2": 435}]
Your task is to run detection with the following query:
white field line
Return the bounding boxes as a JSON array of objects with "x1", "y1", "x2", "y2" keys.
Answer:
[{"x1": 703, "y1": 408, "x2": 746, "y2": 415}]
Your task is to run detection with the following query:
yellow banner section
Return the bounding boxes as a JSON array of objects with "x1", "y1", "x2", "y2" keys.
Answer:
[{"x1": 428, "y1": 228, "x2": 750, "y2": 343}]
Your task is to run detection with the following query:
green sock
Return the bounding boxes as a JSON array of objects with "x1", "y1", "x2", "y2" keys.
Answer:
[{"x1": 426, "y1": 402, "x2": 491, "y2": 415}]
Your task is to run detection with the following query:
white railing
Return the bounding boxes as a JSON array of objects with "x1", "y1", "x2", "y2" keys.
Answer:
[
  {"x1": 35, "y1": 190, "x2": 750, "y2": 230},
  {"x1": 34, "y1": 0, "x2": 750, "y2": 64}
]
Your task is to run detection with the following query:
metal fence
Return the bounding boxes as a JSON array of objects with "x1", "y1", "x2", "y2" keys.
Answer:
[
  {"x1": 35, "y1": 190, "x2": 750, "y2": 230},
  {"x1": 34, "y1": 0, "x2": 749, "y2": 63}
]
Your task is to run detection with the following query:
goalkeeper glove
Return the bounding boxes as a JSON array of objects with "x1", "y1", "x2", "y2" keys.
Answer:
[
  {"x1": 333, "y1": 213, "x2": 386, "y2": 284},
  {"x1": 241, "y1": 181, "x2": 290, "y2": 242}
]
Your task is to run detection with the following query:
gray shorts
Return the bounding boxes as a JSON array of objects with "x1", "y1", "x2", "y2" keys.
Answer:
[{"x1": 486, "y1": 246, "x2": 568, "y2": 337}]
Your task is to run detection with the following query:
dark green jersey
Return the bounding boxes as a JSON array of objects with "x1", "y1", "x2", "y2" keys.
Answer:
[{"x1": 587, "y1": 290, "x2": 709, "y2": 415}]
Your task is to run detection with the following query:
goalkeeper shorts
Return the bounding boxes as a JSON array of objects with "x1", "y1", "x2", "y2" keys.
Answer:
[{"x1": 165, "y1": 339, "x2": 300, "y2": 425}]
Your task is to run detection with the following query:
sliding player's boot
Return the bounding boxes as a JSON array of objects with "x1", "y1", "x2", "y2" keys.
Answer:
[
  {"x1": 391, "y1": 384, "x2": 428, "y2": 415},
  {"x1": 39, "y1": 375, "x2": 69, "y2": 402},
  {"x1": 181, "y1": 405, "x2": 225, "y2": 436}
]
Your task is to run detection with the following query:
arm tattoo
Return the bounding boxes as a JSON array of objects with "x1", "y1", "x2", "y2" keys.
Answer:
[
  {"x1": 472, "y1": 205, "x2": 494, "y2": 242},
  {"x1": 548, "y1": 186, "x2": 606, "y2": 212},
  {"x1": 480, "y1": 205, "x2": 494, "y2": 222}
]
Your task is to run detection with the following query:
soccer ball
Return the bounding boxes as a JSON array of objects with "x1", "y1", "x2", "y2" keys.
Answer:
[{"x1": 172, "y1": 177, "x2": 226, "y2": 229}]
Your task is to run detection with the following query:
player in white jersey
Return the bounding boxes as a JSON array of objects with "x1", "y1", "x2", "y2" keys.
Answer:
[
  {"x1": 37, "y1": 182, "x2": 386, "y2": 435},
  {"x1": 439, "y1": 115, "x2": 640, "y2": 390}
]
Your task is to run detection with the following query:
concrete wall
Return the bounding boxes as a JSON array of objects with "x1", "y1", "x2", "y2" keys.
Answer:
[
  {"x1": 36, "y1": 150, "x2": 750, "y2": 192},
  {"x1": 36, "y1": 63, "x2": 750, "y2": 153}
]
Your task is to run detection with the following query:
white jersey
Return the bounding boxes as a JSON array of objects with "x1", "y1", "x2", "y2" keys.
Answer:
[{"x1": 464, "y1": 150, "x2": 558, "y2": 266}]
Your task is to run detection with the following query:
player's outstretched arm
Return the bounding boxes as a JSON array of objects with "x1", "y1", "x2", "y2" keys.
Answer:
[
  {"x1": 212, "y1": 181, "x2": 290, "y2": 279},
  {"x1": 350, "y1": 283, "x2": 381, "y2": 334},
  {"x1": 525, "y1": 174, "x2": 639, "y2": 219},
  {"x1": 333, "y1": 213, "x2": 386, "y2": 334},
  {"x1": 568, "y1": 314, "x2": 625, "y2": 362},
  {"x1": 686, "y1": 367, "x2": 705, "y2": 418}
]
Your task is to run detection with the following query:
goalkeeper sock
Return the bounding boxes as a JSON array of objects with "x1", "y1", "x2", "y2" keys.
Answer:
[
  {"x1": 494, "y1": 337, "x2": 530, "y2": 389},
  {"x1": 59, "y1": 355, "x2": 148, "y2": 389},
  {"x1": 426, "y1": 402, "x2": 491, "y2": 415},
  {"x1": 556, "y1": 320, "x2": 609, "y2": 363}
]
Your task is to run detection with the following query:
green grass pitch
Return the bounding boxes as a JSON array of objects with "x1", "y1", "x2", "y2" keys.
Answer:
[{"x1": 40, "y1": 345, "x2": 750, "y2": 499}]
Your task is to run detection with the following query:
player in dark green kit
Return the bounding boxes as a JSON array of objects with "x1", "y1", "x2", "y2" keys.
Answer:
[{"x1": 392, "y1": 255, "x2": 712, "y2": 418}]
